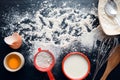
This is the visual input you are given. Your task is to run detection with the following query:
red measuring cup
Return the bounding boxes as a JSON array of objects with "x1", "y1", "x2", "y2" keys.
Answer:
[
  {"x1": 34, "y1": 48, "x2": 55, "y2": 80},
  {"x1": 62, "y1": 52, "x2": 91, "y2": 80}
]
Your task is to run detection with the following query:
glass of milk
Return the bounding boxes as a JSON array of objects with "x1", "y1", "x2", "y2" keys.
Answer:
[{"x1": 62, "y1": 52, "x2": 91, "y2": 80}]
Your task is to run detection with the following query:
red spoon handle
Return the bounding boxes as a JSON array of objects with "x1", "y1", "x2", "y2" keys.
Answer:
[{"x1": 47, "y1": 71, "x2": 55, "y2": 80}]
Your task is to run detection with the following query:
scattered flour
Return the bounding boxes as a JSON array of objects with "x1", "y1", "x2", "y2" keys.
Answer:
[{"x1": 1, "y1": 0, "x2": 105, "y2": 64}]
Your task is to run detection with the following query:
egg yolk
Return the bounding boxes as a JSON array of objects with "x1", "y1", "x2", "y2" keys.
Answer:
[{"x1": 7, "y1": 54, "x2": 21, "y2": 69}]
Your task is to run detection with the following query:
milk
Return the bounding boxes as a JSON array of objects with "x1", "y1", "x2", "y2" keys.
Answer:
[{"x1": 63, "y1": 54, "x2": 89, "y2": 79}]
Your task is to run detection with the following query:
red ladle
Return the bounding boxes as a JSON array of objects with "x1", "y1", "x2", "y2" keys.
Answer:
[{"x1": 34, "y1": 48, "x2": 55, "y2": 80}]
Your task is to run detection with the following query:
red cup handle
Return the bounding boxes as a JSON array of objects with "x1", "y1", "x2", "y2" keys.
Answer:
[{"x1": 47, "y1": 71, "x2": 55, "y2": 80}]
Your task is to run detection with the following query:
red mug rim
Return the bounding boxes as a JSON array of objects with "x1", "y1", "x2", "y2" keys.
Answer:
[
  {"x1": 34, "y1": 48, "x2": 55, "y2": 72},
  {"x1": 62, "y1": 52, "x2": 91, "y2": 80}
]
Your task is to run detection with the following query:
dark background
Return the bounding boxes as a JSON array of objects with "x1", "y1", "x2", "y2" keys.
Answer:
[{"x1": 0, "y1": 0, "x2": 119, "y2": 80}]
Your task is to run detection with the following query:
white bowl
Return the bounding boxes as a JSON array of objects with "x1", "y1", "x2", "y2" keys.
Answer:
[
  {"x1": 3, "y1": 52, "x2": 25, "y2": 72},
  {"x1": 98, "y1": 0, "x2": 120, "y2": 35}
]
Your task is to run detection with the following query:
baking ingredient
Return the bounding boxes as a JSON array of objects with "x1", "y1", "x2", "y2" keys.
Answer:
[
  {"x1": 1, "y1": 0, "x2": 105, "y2": 64},
  {"x1": 63, "y1": 54, "x2": 89, "y2": 79},
  {"x1": 4, "y1": 52, "x2": 25, "y2": 72},
  {"x1": 4, "y1": 32, "x2": 22, "y2": 49},
  {"x1": 6, "y1": 54, "x2": 21, "y2": 69},
  {"x1": 98, "y1": 0, "x2": 120, "y2": 35},
  {"x1": 104, "y1": 0, "x2": 120, "y2": 26},
  {"x1": 36, "y1": 52, "x2": 53, "y2": 68}
]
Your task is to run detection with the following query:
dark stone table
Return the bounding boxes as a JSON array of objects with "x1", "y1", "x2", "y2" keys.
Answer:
[{"x1": 0, "y1": 0, "x2": 119, "y2": 80}]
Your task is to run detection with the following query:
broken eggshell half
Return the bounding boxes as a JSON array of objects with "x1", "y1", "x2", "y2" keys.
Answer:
[{"x1": 4, "y1": 32, "x2": 22, "y2": 49}]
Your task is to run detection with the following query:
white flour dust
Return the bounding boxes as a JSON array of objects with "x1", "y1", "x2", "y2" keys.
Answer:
[{"x1": 1, "y1": 0, "x2": 105, "y2": 64}]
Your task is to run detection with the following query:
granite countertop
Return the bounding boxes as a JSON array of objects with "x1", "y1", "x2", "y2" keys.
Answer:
[{"x1": 0, "y1": 0, "x2": 120, "y2": 80}]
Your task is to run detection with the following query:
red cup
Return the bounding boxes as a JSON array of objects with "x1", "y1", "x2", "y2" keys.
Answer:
[
  {"x1": 62, "y1": 52, "x2": 91, "y2": 80},
  {"x1": 34, "y1": 48, "x2": 55, "y2": 80}
]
